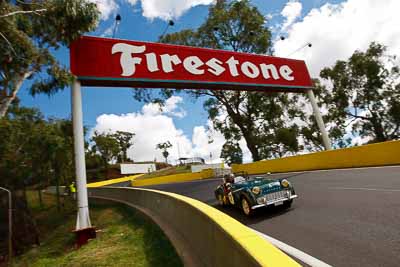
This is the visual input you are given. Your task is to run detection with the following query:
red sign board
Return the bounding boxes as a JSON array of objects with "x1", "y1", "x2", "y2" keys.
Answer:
[{"x1": 70, "y1": 36, "x2": 313, "y2": 92}]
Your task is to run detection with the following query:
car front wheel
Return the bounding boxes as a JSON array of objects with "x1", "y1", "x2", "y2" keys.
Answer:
[{"x1": 241, "y1": 197, "x2": 252, "y2": 216}]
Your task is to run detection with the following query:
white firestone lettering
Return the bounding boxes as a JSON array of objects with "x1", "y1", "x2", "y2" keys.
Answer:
[
  {"x1": 225, "y1": 56, "x2": 240, "y2": 77},
  {"x1": 160, "y1": 54, "x2": 182, "y2": 73},
  {"x1": 206, "y1": 58, "x2": 225, "y2": 76},
  {"x1": 279, "y1": 65, "x2": 295, "y2": 81},
  {"x1": 111, "y1": 43, "x2": 297, "y2": 82},
  {"x1": 183, "y1": 56, "x2": 205, "y2": 75},
  {"x1": 260, "y1": 64, "x2": 279, "y2": 80},
  {"x1": 112, "y1": 43, "x2": 145, "y2": 76},
  {"x1": 145, "y1": 53, "x2": 159, "y2": 72},
  {"x1": 241, "y1": 61, "x2": 260, "y2": 78}
]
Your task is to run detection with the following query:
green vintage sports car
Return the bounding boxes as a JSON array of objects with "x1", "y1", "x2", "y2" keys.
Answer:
[{"x1": 214, "y1": 173, "x2": 298, "y2": 216}]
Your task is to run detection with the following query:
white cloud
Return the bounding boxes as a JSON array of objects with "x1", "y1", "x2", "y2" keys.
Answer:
[
  {"x1": 141, "y1": 96, "x2": 187, "y2": 118},
  {"x1": 90, "y1": 97, "x2": 253, "y2": 164},
  {"x1": 280, "y1": 0, "x2": 302, "y2": 32},
  {"x1": 89, "y1": 0, "x2": 119, "y2": 20},
  {"x1": 127, "y1": 0, "x2": 215, "y2": 20},
  {"x1": 91, "y1": 111, "x2": 192, "y2": 163},
  {"x1": 274, "y1": 0, "x2": 400, "y2": 77}
]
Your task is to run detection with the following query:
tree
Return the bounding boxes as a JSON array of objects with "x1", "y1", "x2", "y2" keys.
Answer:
[
  {"x1": 112, "y1": 131, "x2": 135, "y2": 163},
  {"x1": 156, "y1": 141, "x2": 173, "y2": 163},
  {"x1": 318, "y1": 42, "x2": 400, "y2": 144},
  {"x1": 0, "y1": 104, "x2": 76, "y2": 254},
  {"x1": 0, "y1": 0, "x2": 99, "y2": 118},
  {"x1": 220, "y1": 141, "x2": 243, "y2": 166},
  {"x1": 91, "y1": 131, "x2": 120, "y2": 175},
  {"x1": 134, "y1": 0, "x2": 302, "y2": 161}
]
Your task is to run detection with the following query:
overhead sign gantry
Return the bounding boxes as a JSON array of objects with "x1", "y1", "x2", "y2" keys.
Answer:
[
  {"x1": 70, "y1": 36, "x2": 313, "y2": 91},
  {"x1": 69, "y1": 36, "x2": 331, "y2": 239}
]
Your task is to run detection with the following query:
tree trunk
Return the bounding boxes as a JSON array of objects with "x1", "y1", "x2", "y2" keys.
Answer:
[
  {"x1": 0, "y1": 72, "x2": 31, "y2": 118},
  {"x1": 0, "y1": 96, "x2": 16, "y2": 118},
  {"x1": 55, "y1": 173, "x2": 61, "y2": 212},
  {"x1": 222, "y1": 100, "x2": 261, "y2": 162},
  {"x1": 243, "y1": 132, "x2": 261, "y2": 161},
  {"x1": 371, "y1": 115, "x2": 387, "y2": 142},
  {"x1": 37, "y1": 188, "x2": 43, "y2": 208}
]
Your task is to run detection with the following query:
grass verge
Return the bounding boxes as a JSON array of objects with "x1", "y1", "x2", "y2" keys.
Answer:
[{"x1": 13, "y1": 192, "x2": 182, "y2": 267}]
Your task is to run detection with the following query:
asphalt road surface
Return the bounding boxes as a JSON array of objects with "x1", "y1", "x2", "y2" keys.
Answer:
[{"x1": 143, "y1": 166, "x2": 400, "y2": 267}]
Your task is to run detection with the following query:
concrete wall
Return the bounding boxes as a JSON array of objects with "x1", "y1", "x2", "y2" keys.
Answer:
[
  {"x1": 232, "y1": 140, "x2": 400, "y2": 175},
  {"x1": 120, "y1": 163, "x2": 156, "y2": 174},
  {"x1": 88, "y1": 187, "x2": 299, "y2": 267},
  {"x1": 191, "y1": 163, "x2": 224, "y2": 173}
]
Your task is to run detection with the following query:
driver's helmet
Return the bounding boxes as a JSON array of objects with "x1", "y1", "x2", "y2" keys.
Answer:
[{"x1": 225, "y1": 174, "x2": 235, "y2": 184}]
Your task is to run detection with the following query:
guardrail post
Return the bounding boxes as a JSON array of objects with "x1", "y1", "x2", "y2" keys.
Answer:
[
  {"x1": 306, "y1": 89, "x2": 332, "y2": 150},
  {"x1": 72, "y1": 79, "x2": 92, "y2": 230}
]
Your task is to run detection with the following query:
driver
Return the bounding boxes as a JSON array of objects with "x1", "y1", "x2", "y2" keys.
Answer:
[
  {"x1": 224, "y1": 173, "x2": 235, "y2": 184},
  {"x1": 223, "y1": 174, "x2": 234, "y2": 191}
]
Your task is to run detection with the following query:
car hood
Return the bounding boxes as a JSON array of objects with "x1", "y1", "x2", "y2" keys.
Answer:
[{"x1": 238, "y1": 178, "x2": 283, "y2": 193}]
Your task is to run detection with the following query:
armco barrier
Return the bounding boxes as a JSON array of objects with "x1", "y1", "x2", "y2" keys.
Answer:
[
  {"x1": 89, "y1": 187, "x2": 299, "y2": 267},
  {"x1": 232, "y1": 140, "x2": 400, "y2": 175},
  {"x1": 131, "y1": 169, "x2": 214, "y2": 187},
  {"x1": 87, "y1": 174, "x2": 142, "y2": 188}
]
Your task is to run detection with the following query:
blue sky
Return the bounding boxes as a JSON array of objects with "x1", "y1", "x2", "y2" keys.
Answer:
[
  {"x1": 17, "y1": 0, "x2": 400, "y2": 163},
  {"x1": 19, "y1": 0, "x2": 335, "y2": 127}
]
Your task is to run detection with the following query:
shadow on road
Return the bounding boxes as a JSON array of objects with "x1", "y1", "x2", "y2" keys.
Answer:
[{"x1": 210, "y1": 202, "x2": 293, "y2": 226}]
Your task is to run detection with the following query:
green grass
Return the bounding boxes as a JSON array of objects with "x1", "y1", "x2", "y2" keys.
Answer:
[
  {"x1": 13, "y1": 192, "x2": 183, "y2": 267},
  {"x1": 138, "y1": 165, "x2": 191, "y2": 179}
]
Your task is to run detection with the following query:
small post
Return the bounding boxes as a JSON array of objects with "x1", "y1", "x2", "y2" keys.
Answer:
[
  {"x1": 0, "y1": 187, "x2": 12, "y2": 264},
  {"x1": 306, "y1": 89, "x2": 332, "y2": 150},
  {"x1": 71, "y1": 79, "x2": 92, "y2": 229}
]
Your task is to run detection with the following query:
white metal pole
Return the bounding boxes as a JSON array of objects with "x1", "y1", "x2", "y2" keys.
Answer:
[
  {"x1": 0, "y1": 187, "x2": 12, "y2": 264},
  {"x1": 306, "y1": 89, "x2": 332, "y2": 150},
  {"x1": 71, "y1": 79, "x2": 92, "y2": 230}
]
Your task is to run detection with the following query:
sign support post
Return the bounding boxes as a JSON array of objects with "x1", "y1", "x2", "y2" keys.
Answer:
[
  {"x1": 72, "y1": 79, "x2": 94, "y2": 242},
  {"x1": 306, "y1": 89, "x2": 332, "y2": 150}
]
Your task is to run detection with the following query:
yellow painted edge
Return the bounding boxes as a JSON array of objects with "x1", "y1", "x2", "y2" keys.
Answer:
[
  {"x1": 131, "y1": 169, "x2": 214, "y2": 187},
  {"x1": 125, "y1": 187, "x2": 300, "y2": 267},
  {"x1": 87, "y1": 174, "x2": 143, "y2": 188}
]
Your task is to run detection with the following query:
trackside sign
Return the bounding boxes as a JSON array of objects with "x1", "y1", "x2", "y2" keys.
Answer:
[{"x1": 70, "y1": 36, "x2": 313, "y2": 92}]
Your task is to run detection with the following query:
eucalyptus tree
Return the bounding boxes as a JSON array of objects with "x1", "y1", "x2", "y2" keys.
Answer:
[
  {"x1": 156, "y1": 141, "x2": 173, "y2": 163},
  {"x1": 0, "y1": 0, "x2": 99, "y2": 118},
  {"x1": 113, "y1": 131, "x2": 135, "y2": 163},
  {"x1": 91, "y1": 131, "x2": 120, "y2": 174},
  {"x1": 303, "y1": 42, "x2": 400, "y2": 147},
  {"x1": 134, "y1": 0, "x2": 302, "y2": 161},
  {"x1": 220, "y1": 141, "x2": 243, "y2": 166},
  {"x1": 0, "y1": 104, "x2": 76, "y2": 252}
]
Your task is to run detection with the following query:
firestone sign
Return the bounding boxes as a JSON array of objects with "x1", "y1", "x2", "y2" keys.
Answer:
[{"x1": 70, "y1": 36, "x2": 313, "y2": 91}]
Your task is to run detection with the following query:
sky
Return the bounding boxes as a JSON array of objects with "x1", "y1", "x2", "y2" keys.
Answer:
[{"x1": 18, "y1": 0, "x2": 400, "y2": 164}]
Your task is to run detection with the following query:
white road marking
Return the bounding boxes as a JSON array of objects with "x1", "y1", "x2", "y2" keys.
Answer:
[
  {"x1": 329, "y1": 187, "x2": 400, "y2": 192},
  {"x1": 252, "y1": 229, "x2": 332, "y2": 267}
]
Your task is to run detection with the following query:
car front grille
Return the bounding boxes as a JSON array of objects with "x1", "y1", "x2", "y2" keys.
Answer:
[
  {"x1": 267, "y1": 190, "x2": 287, "y2": 201},
  {"x1": 257, "y1": 190, "x2": 290, "y2": 205}
]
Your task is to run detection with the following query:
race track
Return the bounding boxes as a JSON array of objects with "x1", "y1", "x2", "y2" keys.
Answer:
[{"x1": 143, "y1": 166, "x2": 400, "y2": 267}]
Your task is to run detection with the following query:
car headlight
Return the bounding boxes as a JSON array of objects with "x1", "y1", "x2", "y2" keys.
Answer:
[
  {"x1": 252, "y1": 186, "x2": 261, "y2": 195},
  {"x1": 281, "y1": 179, "x2": 290, "y2": 188}
]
